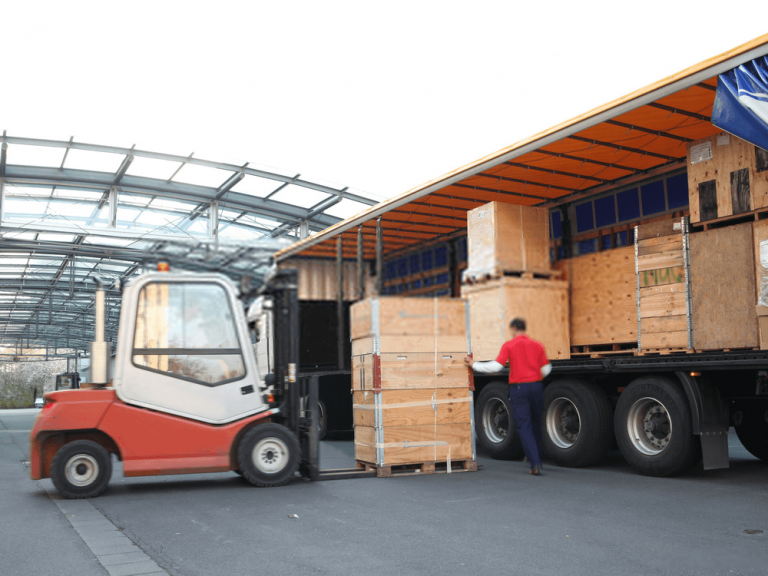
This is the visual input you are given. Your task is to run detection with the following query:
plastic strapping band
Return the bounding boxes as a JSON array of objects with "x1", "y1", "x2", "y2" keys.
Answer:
[{"x1": 353, "y1": 396, "x2": 471, "y2": 410}]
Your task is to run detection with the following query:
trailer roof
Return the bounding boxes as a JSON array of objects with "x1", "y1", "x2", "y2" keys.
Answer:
[{"x1": 276, "y1": 33, "x2": 768, "y2": 262}]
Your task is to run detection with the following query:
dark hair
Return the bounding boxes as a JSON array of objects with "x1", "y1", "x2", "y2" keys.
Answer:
[{"x1": 510, "y1": 318, "x2": 526, "y2": 331}]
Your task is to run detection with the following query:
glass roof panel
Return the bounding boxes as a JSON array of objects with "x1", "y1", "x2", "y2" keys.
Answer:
[
  {"x1": 174, "y1": 163, "x2": 233, "y2": 189},
  {"x1": 231, "y1": 175, "x2": 283, "y2": 197},
  {"x1": 186, "y1": 220, "x2": 208, "y2": 235},
  {"x1": 150, "y1": 198, "x2": 195, "y2": 211},
  {"x1": 134, "y1": 211, "x2": 178, "y2": 227},
  {"x1": 4, "y1": 199, "x2": 46, "y2": 215},
  {"x1": 1, "y1": 257, "x2": 32, "y2": 265},
  {"x1": 7, "y1": 185, "x2": 54, "y2": 198},
  {"x1": 8, "y1": 144, "x2": 65, "y2": 167},
  {"x1": 324, "y1": 198, "x2": 370, "y2": 219},
  {"x1": 48, "y1": 202, "x2": 95, "y2": 218},
  {"x1": 83, "y1": 237, "x2": 136, "y2": 247},
  {"x1": 269, "y1": 185, "x2": 329, "y2": 209},
  {"x1": 64, "y1": 149, "x2": 125, "y2": 173},
  {"x1": 52, "y1": 189, "x2": 105, "y2": 200},
  {"x1": 1, "y1": 232, "x2": 38, "y2": 240},
  {"x1": 126, "y1": 156, "x2": 181, "y2": 180},
  {"x1": 37, "y1": 233, "x2": 76, "y2": 242},
  {"x1": 219, "y1": 226, "x2": 262, "y2": 240}
]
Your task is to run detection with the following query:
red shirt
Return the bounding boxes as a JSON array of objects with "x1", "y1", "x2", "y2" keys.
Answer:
[{"x1": 495, "y1": 334, "x2": 549, "y2": 384}]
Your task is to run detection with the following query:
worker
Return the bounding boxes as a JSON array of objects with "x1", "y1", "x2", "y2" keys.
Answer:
[{"x1": 464, "y1": 317, "x2": 552, "y2": 476}]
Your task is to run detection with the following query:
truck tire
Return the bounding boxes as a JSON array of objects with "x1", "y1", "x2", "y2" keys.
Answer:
[
  {"x1": 237, "y1": 423, "x2": 300, "y2": 487},
  {"x1": 543, "y1": 379, "x2": 613, "y2": 467},
  {"x1": 614, "y1": 376, "x2": 700, "y2": 477},
  {"x1": 475, "y1": 381, "x2": 524, "y2": 460},
  {"x1": 732, "y1": 402, "x2": 768, "y2": 462},
  {"x1": 50, "y1": 440, "x2": 113, "y2": 499}
]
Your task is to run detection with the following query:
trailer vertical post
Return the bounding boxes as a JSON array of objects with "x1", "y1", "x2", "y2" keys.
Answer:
[
  {"x1": 337, "y1": 234, "x2": 345, "y2": 371},
  {"x1": 376, "y1": 217, "x2": 383, "y2": 296},
  {"x1": 357, "y1": 224, "x2": 364, "y2": 300}
]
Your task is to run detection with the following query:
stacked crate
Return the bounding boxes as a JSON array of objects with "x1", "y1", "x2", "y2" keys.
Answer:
[
  {"x1": 350, "y1": 297, "x2": 476, "y2": 476},
  {"x1": 687, "y1": 132, "x2": 768, "y2": 225},
  {"x1": 461, "y1": 202, "x2": 570, "y2": 361},
  {"x1": 635, "y1": 219, "x2": 692, "y2": 351}
]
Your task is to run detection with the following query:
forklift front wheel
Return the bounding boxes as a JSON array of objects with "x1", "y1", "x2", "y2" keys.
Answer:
[
  {"x1": 237, "y1": 423, "x2": 300, "y2": 487},
  {"x1": 50, "y1": 440, "x2": 113, "y2": 499}
]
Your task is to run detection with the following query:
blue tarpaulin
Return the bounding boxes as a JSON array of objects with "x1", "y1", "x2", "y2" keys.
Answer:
[{"x1": 712, "y1": 56, "x2": 768, "y2": 151}]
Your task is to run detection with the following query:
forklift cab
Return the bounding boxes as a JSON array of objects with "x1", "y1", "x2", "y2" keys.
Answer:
[{"x1": 55, "y1": 372, "x2": 81, "y2": 391}]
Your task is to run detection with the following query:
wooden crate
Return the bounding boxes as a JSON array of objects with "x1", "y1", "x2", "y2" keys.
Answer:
[
  {"x1": 352, "y1": 353, "x2": 468, "y2": 391},
  {"x1": 461, "y1": 277, "x2": 569, "y2": 361},
  {"x1": 353, "y1": 388, "x2": 471, "y2": 428},
  {"x1": 355, "y1": 422, "x2": 474, "y2": 467},
  {"x1": 687, "y1": 132, "x2": 768, "y2": 224},
  {"x1": 350, "y1": 296, "x2": 475, "y2": 470},
  {"x1": 635, "y1": 219, "x2": 691, "y2": 350},
  {"x1": 279, "y1": 257, "x2": 373, "y2": 301},
  {"x1": 560, "y1": 247, "x2": 636, "y2": 347},
  {"x1": 690, "y1": 222, "x2": 758, "y2": 350},
  {"x1": 465, "y1": 201, "x2": 550, "y2": 277},
  {"x1": 753, "y1": 221, "x2": 768, "y2": 349}
]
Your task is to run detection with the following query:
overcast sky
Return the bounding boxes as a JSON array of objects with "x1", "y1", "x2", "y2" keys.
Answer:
[{"x1": 2, "y1": 1, "x2": 767, "y2": 204}]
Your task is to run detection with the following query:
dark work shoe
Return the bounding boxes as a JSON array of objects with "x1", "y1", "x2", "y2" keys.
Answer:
[{"x1": 530, "y1": 465, "x2": 542, "y2": 476}]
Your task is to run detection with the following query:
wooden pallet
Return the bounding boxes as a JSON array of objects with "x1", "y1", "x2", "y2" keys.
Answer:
[
  {"x1": 356, "y1": 459, "x2": 478, "y2": 478},
  {"x1": 463, "y1": 267, "x2": 561, "y2": 284},
  {"x1": 570, "y1": 342, "x2": 636, "y2": 355}
]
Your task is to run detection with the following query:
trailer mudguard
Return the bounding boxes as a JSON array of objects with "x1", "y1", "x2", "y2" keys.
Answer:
[{"x1": 676, "y1": 372, "x2": 729, "y2": 470}]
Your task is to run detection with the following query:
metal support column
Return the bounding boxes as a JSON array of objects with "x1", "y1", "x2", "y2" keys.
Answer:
[
  {"x1": 376, "y1": 217, "x2": 383, "y2": 296},
  {"x1": 210, "y1": 200, "x2": 219, "y2": 239},
  {"x1": 108, "y1": 187, "x2": 118, "y2": 228},
  {"x1": 337, "y1": 234, "x2": 345, "y2": 371},
  {"x1": 357, "y1": 225, "x2": 364, "y2": 300}
]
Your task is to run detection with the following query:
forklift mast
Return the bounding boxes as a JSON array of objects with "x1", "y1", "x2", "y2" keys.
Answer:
[{"x1": 261, "y1": 268, "x2": 319, "y2": 480}]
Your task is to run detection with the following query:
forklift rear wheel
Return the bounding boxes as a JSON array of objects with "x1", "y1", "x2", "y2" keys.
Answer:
[
  {"x1": 237, "y1": 423, "x2": 300, "y2": 487},
  {"x1": 317, "y1": 399, "x2": 327, "y2": 441},
  {"x1": 50, "y1": 440, "x2": 113, "y2": 499}
]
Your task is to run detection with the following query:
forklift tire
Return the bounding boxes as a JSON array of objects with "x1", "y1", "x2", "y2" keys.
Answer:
[
  {"x1": 50, "y1": 440, "x2": 113, "y2": 499},
  {"x1": 237, "y1": 423, "x2": 300, "y2": 487},
  {"x1": 475, "y1": 381, "x2": 524, "y2": 460}
]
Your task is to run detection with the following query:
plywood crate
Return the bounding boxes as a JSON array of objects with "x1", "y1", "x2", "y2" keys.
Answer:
[
  {"x1": 753, "y1": 220, "x2": 768, "y2": 349},
  {"x1": 687, "y1": 132, "x2": 768, "y2": 224},
  {"x1": 279, "y1": 257, "x2": 374, "y2": 301},
  {"x1": 690, "y1": 222, "x2": 758, "y2": 350},
  {"x1": 464, "y1": 201, "x2": 550, "y2": 280},
  {"x1": 350, "y1": 296, "x2": 475, "y2": 472},
  {"x1": 560, "y1": 247, "x2": 637, "y2": 348},
  {"x1": 353, "y1": 388, "x2": 473, "y2": 467},
  {"x1": 460, "y1": 277, "x2": 569, "y2": 361},
  {"x1": 635, "y1": 219, "x2": 691, "y2": 351}
]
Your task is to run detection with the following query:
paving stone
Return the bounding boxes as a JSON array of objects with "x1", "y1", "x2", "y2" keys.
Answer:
[
  {"x1": 105, "y1": 560, "x2": 165, "y2": 576},
  {"x1": 98, "y1": 551, "x2": 151, "y2": 567}
]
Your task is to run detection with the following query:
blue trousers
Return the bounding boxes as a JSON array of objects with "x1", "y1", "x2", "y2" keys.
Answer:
[{"x1": 508, "y1": 382, "x2": 544, "y2": 467}]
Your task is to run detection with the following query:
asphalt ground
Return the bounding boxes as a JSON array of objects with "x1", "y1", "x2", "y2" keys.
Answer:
[{"x1": 3, "y1": 408, "x2": 767, "y2": 576}]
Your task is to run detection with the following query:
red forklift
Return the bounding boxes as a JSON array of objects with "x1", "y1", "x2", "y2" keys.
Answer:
[{"x1": 29, "y1": 268, "x2": 332, "y2": 498}]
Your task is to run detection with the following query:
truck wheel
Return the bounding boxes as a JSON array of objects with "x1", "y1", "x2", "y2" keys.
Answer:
[
  {"x1": 237, "y1": 423, "x2": 300, "y2": 487},
  {"x1": 543, "y1": 379, "x2": 613, "y2": 467},
  {"x1": 50, "y1": 440, "x2": 112, "y2": 499},
  {"x1": 475, "y1": 381, "x2": 524, "y2": 460},
  {"x1": 732, "y1": 402, "x2": 768, "y2": 462},
  {"x1": 614, "y1": 376, "x2": 700, "y2": 477}
]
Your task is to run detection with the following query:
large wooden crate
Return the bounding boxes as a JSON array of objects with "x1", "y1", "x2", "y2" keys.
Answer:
[
  {"x1": 635, "y1": 219, "x2": 691, "y2": 350},
  {"x1": 753, "y1": 220, "x2": 768, "y2": 349},
  {"x1": 461, "y1": 277, "x2": 569, "y2": 361},
  {"x1": 558, "y1": 247, "x2": 637, "y2": 347},
  {"x1": 353, "y1": 388, "x2": 473, "y2": 466},
  {"x1": 687, "y1": 132, "x2": 768, "y2": 224},
  {"x1": 690, "y1": 222, "x2": 758, "y2": 350},
  {"x1": 350, "y1": 297, "x2": 475, "y2": 471},
  {"x1": 465, "y1": 201, "x2": 550, "y2": 278}
]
